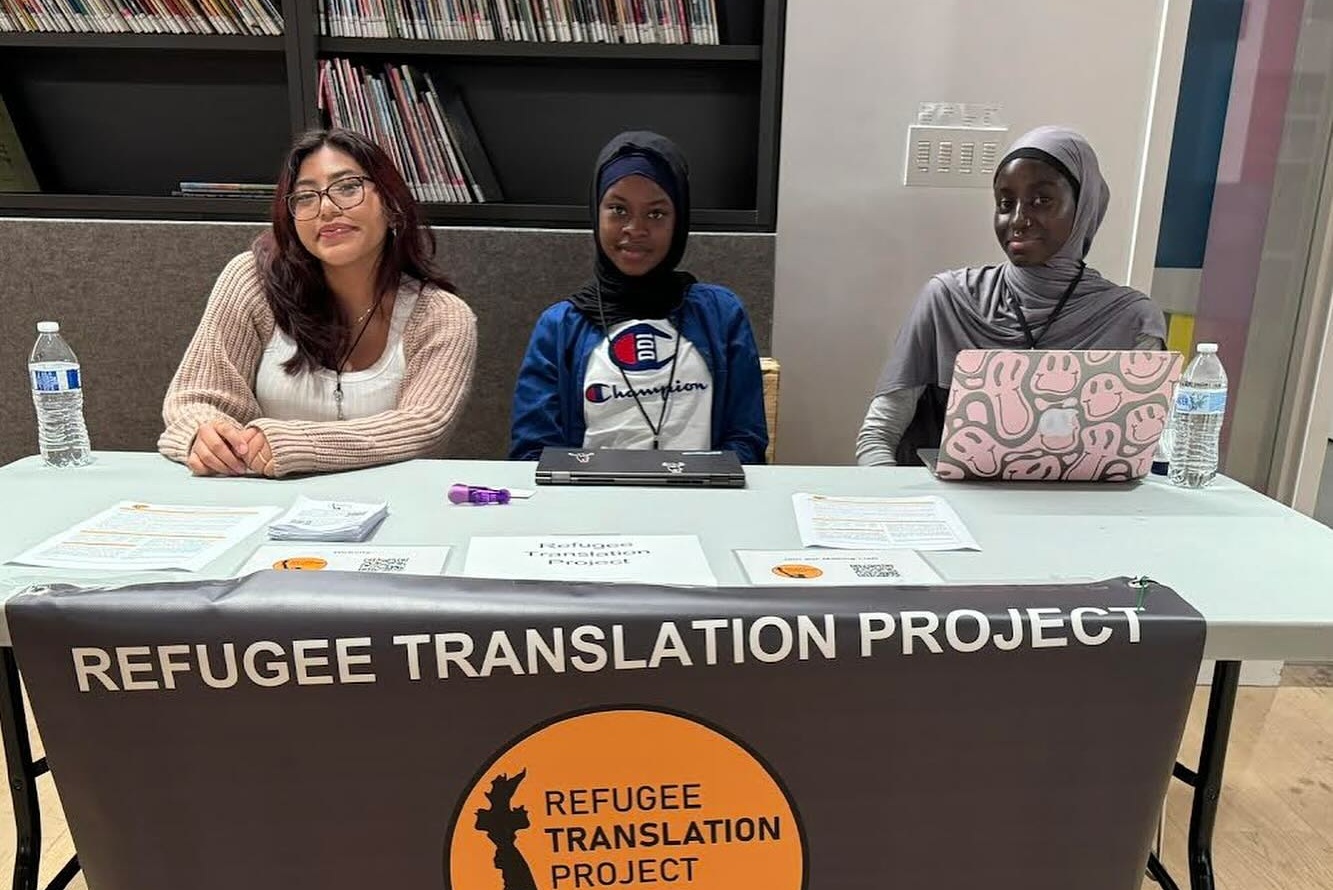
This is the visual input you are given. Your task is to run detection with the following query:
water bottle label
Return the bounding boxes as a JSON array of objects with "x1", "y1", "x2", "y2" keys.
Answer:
[
  {"x1": 1174, "y1": 386, "x2": 1226, "y2": 415},
  {"x1": 31, "y1": 367, "x2": 81, "y2": 393}
]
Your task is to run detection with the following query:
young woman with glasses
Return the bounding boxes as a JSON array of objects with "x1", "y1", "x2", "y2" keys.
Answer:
[{"x1": 159, "y1": 128, "x2": 477, "y2": 477}]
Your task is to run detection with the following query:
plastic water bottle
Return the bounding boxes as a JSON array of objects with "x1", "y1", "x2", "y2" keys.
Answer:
[
  {"x1": 28, "y1": 321, "x2": 93, "y2": 468},
  {"x1": 1151, "y1": 388, "x2": 1175, "y2": 477},
  {"x1": 1168, "y1": 343, "x2": 1227, "y2": 489}
]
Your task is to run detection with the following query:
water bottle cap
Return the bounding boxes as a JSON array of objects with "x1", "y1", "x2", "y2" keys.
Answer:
[
  {"x1": 1197, "y1": 343, "x2": 1218, "y2": 354},
  {"x1": 36, "y1": 321, "x2": 59, "y2": 334}
]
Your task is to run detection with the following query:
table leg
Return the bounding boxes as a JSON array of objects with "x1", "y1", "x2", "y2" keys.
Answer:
[
  {"x1": 1187, "y1": 659, "x2": 1240, "y2": 890},
  {"x1": 1145, "y1": 659, "x2": 1241, "y2": 890},
  {"x1": 0, "y1": 647, "x2": 41, "y2": 890},
  {"x1": 43, "y1": 857, "x2": 79, "y2": 890},
  {"x1": 1147, "y1": 851, "x2": 1181, "y2": 890}
]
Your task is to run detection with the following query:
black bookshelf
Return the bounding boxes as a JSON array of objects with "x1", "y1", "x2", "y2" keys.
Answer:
[
  {"x1": 0, "y1": 193, "x2": 756, "y2": 227},
  {"x1": 0, "y1": 0, "x2": 786, "y2": 232},
  {"x1": 0, "y1": 193, "x2": 275, "y2": 220},
  {"x1": 0, "y1": 32, "x2": 283, "y2": 51},
  {"x1": 421, "y1": 204, "x2": 758, "y2": 227},
  {"x1": 318, "y1": 36, "x2": 762, "y2": 62}
]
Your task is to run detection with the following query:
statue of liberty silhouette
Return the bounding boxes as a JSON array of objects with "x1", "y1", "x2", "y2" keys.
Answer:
[{"x1": 474, "y1": 769, "x2": 538, "y2": 890}]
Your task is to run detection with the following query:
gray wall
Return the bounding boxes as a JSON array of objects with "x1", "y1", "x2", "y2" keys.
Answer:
[
  {"x1": 771, "y1": 0, "x2": 1186, "y2": 465},
  {"x1": 0, "y1": 220, "x2": 773, "y2": 466}
]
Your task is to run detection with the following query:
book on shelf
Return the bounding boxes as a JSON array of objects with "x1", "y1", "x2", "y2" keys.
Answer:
[
  {"x1": 318, "y1": 57, "x2": 503, "y2": 204},
  {"x1": 317, "y1": 0, "x2": 719, "y2": 45},
  {"x1": 0, "y1": 93, "x2": 38, "y2": 193},
  {"x1": 174, "y1": 182, "x2": 277, "y2": 198},
  {"x1": 0, "y1": 0, "x2": 282, "y2": 36}
]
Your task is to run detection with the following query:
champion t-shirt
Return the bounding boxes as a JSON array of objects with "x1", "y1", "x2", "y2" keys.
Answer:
[{"x1": 582, "y1": 318, "x2": 713, "y2": 450}]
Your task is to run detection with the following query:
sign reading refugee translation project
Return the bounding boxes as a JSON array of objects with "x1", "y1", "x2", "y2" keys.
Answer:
[{"x1": 7, "y1": 572, "x2": 1205, "y2": 890}]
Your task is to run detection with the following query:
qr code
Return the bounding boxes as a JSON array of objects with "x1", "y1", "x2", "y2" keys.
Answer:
[
  {"x1": 357, "y1": 557, "x2": 409, "y2": 573},
  {"x1": 850, "y1": 563, "x2": 902, "y2": 579}
]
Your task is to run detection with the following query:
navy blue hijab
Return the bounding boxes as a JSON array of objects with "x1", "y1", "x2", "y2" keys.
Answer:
[{"x1": 568, "y1": 130, "x2": 696, "y2": 327}]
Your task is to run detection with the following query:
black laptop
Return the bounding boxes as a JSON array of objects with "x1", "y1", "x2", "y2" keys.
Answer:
[{"x1": 535, "y1": 448, "x2": 746, "y2": 488}]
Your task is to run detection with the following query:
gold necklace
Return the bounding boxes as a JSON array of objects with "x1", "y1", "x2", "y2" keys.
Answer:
[
  {"x1": 349, "y1": 303, "x2": 376, "y2": 327},
  {"x1": 335, "y1": 300, "x2": 380, "y2": 421}
]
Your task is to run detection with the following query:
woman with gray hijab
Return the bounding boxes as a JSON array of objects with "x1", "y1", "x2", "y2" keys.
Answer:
[{"x1": 856, "y1": 126, "x2": 1166, "y2": 467}]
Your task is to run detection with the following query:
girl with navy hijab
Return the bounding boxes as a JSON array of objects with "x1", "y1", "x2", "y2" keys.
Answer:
[{"x1": 509, "y1": 131, "x2": 769, "y2": 463}]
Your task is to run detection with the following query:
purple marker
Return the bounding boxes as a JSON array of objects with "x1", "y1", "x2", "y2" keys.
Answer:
[{"x1": 448, "y1": 484, "x2": 511, "y2": 505}]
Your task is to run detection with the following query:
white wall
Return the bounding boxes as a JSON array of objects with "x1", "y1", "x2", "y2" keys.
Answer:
[{"x1": 771, "y1": 0, "x2": 1190, "y2": 465}]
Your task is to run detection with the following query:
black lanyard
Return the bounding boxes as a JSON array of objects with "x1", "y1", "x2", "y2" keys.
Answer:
[
  {"x1": 333, "y1": 296, "x2": 383, "y2": 421},
  {"x1": 1010, "y1": 263, "x2": 1086, "y2": 350},
  {"x1": 596, "y1": 283, "x2": 680, "y2": 449}
]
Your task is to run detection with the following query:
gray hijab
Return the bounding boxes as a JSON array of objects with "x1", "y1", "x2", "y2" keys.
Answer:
[{"x1": 875, "y1": 125, "x2": 1166, "y2": 396}]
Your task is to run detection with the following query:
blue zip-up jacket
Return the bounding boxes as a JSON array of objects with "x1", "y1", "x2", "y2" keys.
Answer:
[{"x1": 509, "y1": 284, "x2": 769, "y2": 464}]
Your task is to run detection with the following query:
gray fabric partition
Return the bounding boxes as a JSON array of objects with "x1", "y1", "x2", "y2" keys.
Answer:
[{"x1": 0, "y1": 220, "x2": 774, "y2": 466}]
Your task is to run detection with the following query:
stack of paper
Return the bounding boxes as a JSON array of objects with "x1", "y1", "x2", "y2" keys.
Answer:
[{"x1": 269, "y1": 497, "x2": 388, "y2": 542}]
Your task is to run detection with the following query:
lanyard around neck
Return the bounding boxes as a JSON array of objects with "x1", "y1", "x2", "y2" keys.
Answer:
[
  {"x1": 1009, "y1": 262, "x2": 1086, "y2": 350},
  {"x1": 333, "y1": 296, "x2": 382, "y2": 421},
  {"x1": 596, "y1": 282, "x2": 679, "y2": 450}
]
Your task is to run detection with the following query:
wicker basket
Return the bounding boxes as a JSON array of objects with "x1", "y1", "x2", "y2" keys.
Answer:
[{"x1": 760, "y1": 357, "x2": 780, "y2": 464}]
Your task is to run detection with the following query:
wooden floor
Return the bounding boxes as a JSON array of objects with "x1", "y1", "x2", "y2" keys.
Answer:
[
  {"x1": 1150, "y1": 665, "x2": 1333, "y2": 889},
  {"x1": 0, "y1": 670, "x2": 1329, "y2": 889}
]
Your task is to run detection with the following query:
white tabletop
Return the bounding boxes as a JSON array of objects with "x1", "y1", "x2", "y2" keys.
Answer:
[{"x1": 1, "y1": 452, "x2": 1331, "y2": 660}]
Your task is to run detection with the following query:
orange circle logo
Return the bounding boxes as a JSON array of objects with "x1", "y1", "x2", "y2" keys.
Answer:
[
  {"x1": 772, "y1": 563, "x2": 823, "y2": 580},
  {"x1": 271, "y1": 557, "x2": 328, "y2": 571},
  {"x1": 446, "y1": 708, "x2": 805, "y2": 890}
]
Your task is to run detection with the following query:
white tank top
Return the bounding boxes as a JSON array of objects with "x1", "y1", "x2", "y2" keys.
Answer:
[{"x1": 254, "y1": 289, "x2": 418, "y2": 422}]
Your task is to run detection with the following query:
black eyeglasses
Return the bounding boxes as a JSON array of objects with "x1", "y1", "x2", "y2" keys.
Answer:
[{"x1": 286, "y1": 175, "x2": 371, "y2": 220}]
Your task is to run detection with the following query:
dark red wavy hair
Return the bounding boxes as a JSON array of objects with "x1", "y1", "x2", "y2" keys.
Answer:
[{"x1": 252, "y1": 128, "x2": 455, "y2": 374}]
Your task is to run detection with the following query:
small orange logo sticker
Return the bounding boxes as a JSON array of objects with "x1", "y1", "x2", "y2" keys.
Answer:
[
  {"x1": 272, "y1": 557, "x2": 328, "y2": 571},
  {"x1": 446, "y1": 708, "x2": 805, "y2": 890},
  {"x1": 772, "y1": 563, "x2": 824, "y2": 580}
]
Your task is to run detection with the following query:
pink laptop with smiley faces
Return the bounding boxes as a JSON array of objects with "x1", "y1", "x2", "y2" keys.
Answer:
[{"x1": 933, "y1": 350, "x2": 1184, "y2": 482}]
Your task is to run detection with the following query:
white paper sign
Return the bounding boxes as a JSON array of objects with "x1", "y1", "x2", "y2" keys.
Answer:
[
  {"x1": 7, "y1": 502, "x2": 281, "y2": 572},
  {"x1": 793, "y1": 494, "x2": 981, "y2": 551},
  {"x1": 735, "y1": 550, "x2": 942, "y2": 586},
  {"x1": 460, "y1": 535, "x2": 717, "y2": 586},
  {"x1": 238, "y1": 545, "x2": 450, "y2": 577}
]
